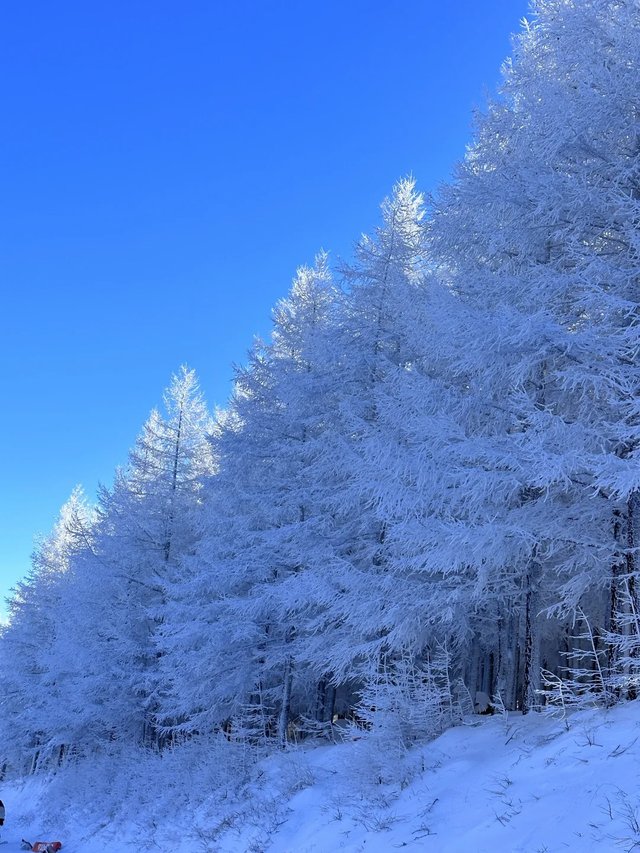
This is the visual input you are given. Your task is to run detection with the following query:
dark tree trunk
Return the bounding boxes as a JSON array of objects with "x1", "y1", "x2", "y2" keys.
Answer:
[{"x1": 277, "y1": 658, "x2": 294, "y2": 748}]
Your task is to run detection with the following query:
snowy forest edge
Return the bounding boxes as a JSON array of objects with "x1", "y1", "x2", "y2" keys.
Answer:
[{"x1": 3, "y1": 0, "x2": 640, "y2": 842}]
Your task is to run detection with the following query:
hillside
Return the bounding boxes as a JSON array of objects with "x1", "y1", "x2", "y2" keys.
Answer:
[{"x1": 4, "y1": 701, "x2": 640, "y2": 852}]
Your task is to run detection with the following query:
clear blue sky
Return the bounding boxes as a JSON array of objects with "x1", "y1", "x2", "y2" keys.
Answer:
[{"x1": 0, "y1": 1, "x2": 529, "y2": 612}]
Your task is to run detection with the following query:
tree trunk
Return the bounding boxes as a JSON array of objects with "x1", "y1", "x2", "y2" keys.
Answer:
[
  {"x1": 164, "y1": 406, "x2": 183, "y2": 564},
  {"x1": 626, "y1": 492, "x2": 638, "y2": 611},
  {"x1": 277, "y1": 658, "x2": 294, "y2": 748},
  {"x1": 626, "y1": 492, "x2": 639, "y2": 699},
  {"x1": 608, "y1": 508, "x2": 623, "y2": 676},
  {"x1": 315, "y1": 678, "x2": 327, "y2": 723},
  {"x1": 521, "y1": 562, "x2": 540, "y2": 714},
  {"x1": 465, "y1": 642, "x2": 481, "y2": 702}
]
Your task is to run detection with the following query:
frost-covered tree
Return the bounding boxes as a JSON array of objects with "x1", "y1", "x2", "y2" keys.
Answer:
[
  {"x1": 321, "y1": 178, "x2": 427, "y2": 657},
  {"x1": 55, "y1": 367, "x2": 214, "y2": 748},
  {"x1": 350, "y1": 644, "x2": 459, "y2": 787},
  {"x1": 5, "y1": 0, "x2": 640, "y2": 789},
  {"x1": 295, "y1": 180, "x2": 470, "y2": 703},
  {"x1": 159, "y1": 255, "x2": 341, "y2": 744},
  {"x1": 0, "y1": 487, "x2": 95, "y2": 770},
  {"x1": 427, "y1": 0, "x2": 640, "y2": 710}
]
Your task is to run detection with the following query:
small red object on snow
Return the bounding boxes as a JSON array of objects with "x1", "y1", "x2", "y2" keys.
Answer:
[{"x1": 29, "y1": 843, "x2": 62, "y2": 852}]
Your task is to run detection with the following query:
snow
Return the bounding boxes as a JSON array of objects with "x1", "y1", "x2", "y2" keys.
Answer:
[
  {"x1": 4, "y1": 5, "x2": 640, "y2": 852},
  {"x1": 4, "y1": 702, "x2": 640, "y2": 851}
]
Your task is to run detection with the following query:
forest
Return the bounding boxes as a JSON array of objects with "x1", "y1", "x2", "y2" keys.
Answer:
[{"x1": 2, "y1": 0, "x2": 639, "y2": 793}]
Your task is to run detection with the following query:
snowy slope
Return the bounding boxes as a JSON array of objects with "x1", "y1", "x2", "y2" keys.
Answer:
[{"x1": 4, "y1": 702, "x2": 640, "y2": 852}]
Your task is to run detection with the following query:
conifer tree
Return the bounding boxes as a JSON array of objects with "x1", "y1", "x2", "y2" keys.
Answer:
[
  {"x1": 428, "y1": 0, "x2": 640, "y2": 709},
  {"x1": 0, "y1": 488, "x2": 94, "y2": 770},
  {"x1": 159, "y1": 255, "x2": 340, "y2": 743},
  {"x1": 60, "y1": 367, "x2": 214, "y2": 747}
]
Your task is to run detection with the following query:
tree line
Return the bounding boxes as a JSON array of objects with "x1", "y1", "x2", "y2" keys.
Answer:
[{"x1": 2, "y1": 0, "x2": 639, "y2": 774}]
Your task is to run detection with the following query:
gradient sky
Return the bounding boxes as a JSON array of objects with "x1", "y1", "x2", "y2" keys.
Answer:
[{"x1": 0, "y1": 0, "x2": 530, "y2": 614}]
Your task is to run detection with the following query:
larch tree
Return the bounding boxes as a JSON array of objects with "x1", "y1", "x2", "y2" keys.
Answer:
[
  {"x1": 159, "y1": 254, "x2": 341, "y2": 745},
  {"x1": 299, "y1": 179, "x2": 463, "y2": 718},
  {"x1": 58, "y1": 367, "x2": 214, "y2": 748},
  {"x1": 0, "y1": 487, "x2": 95, "y2": 770},
  {"x1": 429, "y1": 0, "x2": 640, "y2": 709}
]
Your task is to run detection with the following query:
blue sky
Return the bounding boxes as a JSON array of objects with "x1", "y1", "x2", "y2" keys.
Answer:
[{"x1": 0, "y1": 0, "x2": 529, "y2": 612}]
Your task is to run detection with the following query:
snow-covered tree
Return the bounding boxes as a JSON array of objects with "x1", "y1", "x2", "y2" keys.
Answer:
[
  {"x1": 159, "y1": 255, "x2": 341, "y2": 744},
  {"x1": 0, "y1": 487, "x2": 95, "y2": 770},
  {"x1": 286, "y1": 180, "x2": 481, "y2": 726},
  {"x1": 55, "y1": 367, "x2": 214, "y2": 749},
  {"x1": 427, "y1": 0, "x2": 640, "y2": 710},
  {"x1": 6, "y1": 0, "x2": 640, "y2": 791}
]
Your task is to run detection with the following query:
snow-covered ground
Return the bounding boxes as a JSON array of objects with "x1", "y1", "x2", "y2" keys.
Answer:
[{"x1": 4, "y1": 701, "x2": 640, "y2": 852}]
